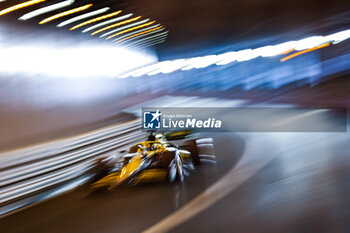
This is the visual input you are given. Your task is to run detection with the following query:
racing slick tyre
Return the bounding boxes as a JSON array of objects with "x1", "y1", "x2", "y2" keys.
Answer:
[
  {"x1": 180, "y1": 139, "x2": 200, "y2": 165},
  {"x1": 157, "y1": 149, "x2": 184, "y2": 182},
  {"x1": 196, "y1": 138, "x2": 216, "y2": 164},
  {"x1": 129, "y1": 145, "x2": 138, "y2": 153},
  {"x1": 157, "y1": 149, "x2": 176, "y2": 169},
  {"x1": 88, "y1": 156, "x2": 117, "y2": 183},
  {"x1": 168, "y1": 153, "x2": 184, "y2": 183}
]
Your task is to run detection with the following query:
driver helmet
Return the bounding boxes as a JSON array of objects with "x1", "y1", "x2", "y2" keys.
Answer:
[
  {"x1": 145, "y1": 142, "x2": 154, "y2": 151},
  {"x1": 147, "y1": 132, "x2": 156, "y2": 141},
  {"x1": 137, "y1": 145, "x2": 144, "y2": 153}
]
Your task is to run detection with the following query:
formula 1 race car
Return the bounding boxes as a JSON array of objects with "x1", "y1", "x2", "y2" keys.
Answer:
[{"x1": 89, "y1": 132, "x2": 215, "y2": 190}]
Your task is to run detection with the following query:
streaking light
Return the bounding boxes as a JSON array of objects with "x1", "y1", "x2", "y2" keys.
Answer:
[
  {"x1": 125, "y1": 34, "x2": 167, "y2": 49},
  {"x1": 119, "y1": 59, "x2": 172, "y2": 78},
  {"x1": 124, "y1": 31, "x2": 168, "y2": 47},
  {"x1": 90, "y1": 16, "x2": 141, "y2": 35},
  {"x1": 215, "y1": 52, "x2": 237, "y2": 65},
  {"x1": 327, "y1": 29, "x2": 350, "y2": 44},
  {"x1": 0, "y1": 44, "x2": 158, "y2": 78},
  {"x1": 182, "y1": 55, "x2": 219, "y2": 70},
  {"x1": 281, "y1": 48, "x2": 295, "y2": 55},
  {"x1": 119, "y1": 28, "x2": 350, "y2": 79},
  {"x1": 294, "y1": 36, "x2": 328, "y2": 51},
  {"x1": 116, "y1": 28, "x2": 166, "y2": 45},
  {"x1": 147, "y1": 61, "x2": 173, "y2": 75},
  {"x1": 70, "y1": 10, "x2": 121, "y2": 30},
  {"x1": 0, "y1": 0, "x2": 46, "y2": 16},
  {"x1": 130, "y1": 38, "x2": 166, "y2": 49},
  {"x1": 19, "y1": 0, "x2": 74, "y2": 21},
  {"x1": 81, "y1": 13, "x2": 133, "y2": 33},
  {"x1": 114, "y1": 26, "x2": 164, "y2": 44},
  {"x1": 237, "y1": 49, "x2": 259, "y2": 62},
  {"x1": 57, "y1": 7, "x2": 110, "y2": 27},
  {"x1": 280, "y1": 43, "x2": 330, "y2": 62},
  {"x1": 105, "y1": 21, "x2": 155, "y2": 40},
  {"x1": 255, "y1": 41, "x2": 296, "y2": 57},
  {"x1": 113, "y1": 24, "x2": 162, "y2": 43},
  {"x1": 151, "y1": 59, "x2": 187, "y2": 74},
  {"x1": 99, "y1": 18, "x2": 149, "y2": 37},
  {"x1": 129, "y1": 62, "x2": 167, "y2": 78},
  {"x1": 39, "y1": 4, "x2": 92, "y2": 24},
  {"x1": 137, "y1": 38, "x2": 166, "y2": 49}
]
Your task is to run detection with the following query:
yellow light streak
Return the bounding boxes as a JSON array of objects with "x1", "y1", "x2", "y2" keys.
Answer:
[
  {"x1": 281, "y1": 48, "x2": 295, "y2": 55},
  {"x1": 39, "y1": 4, "x2": 92, "y2": 24},
  {"x1": 90, "y1": 16, "x2": 141, "y2": 35},
  {"x1": 106, "y1": 21, "x2": 155, "y2": 40},
  {"x1": 280, "y1": 43, "x2": 330, "y2": 62},
  {"x1": 0, "y1": 0, "x2": 46, "y2": 16},
  {"x1": 70, "y1": 10, "x2": 122, "y2": 30},
  {"x1": 115, "y1": 26, "x2": 163, "y2": 44}
]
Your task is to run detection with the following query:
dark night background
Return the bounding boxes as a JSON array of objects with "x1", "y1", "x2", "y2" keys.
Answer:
[{"x1": 1, "y1": 0, "x2": 350, "y2": 59}]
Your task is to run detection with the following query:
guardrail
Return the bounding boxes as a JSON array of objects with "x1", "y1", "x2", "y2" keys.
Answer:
[{"x1": 0, "y1": 120, "x2": 144, "y2": 217}]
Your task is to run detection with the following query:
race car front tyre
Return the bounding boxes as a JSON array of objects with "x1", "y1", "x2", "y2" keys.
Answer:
[
  {"x1": 168, "y1": 152, "x2": 184, "y2": 183},
  {"x1": 180, "y1": 139, "x2": 200, "y2": 165}
]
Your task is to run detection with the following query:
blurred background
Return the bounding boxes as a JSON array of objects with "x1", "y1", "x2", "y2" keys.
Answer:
[{"x1": 0, "y1": 0, "x2": 350, "y2": 232}]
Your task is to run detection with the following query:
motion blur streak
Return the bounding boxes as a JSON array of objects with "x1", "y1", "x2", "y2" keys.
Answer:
[
  {"x1": 0, "y1": 45, "x2": 157, "y2": 78},
  {"x1": 126, "y1": 34, "x2": 168, "y2": 49},
  {"x1": 105, "y1": 21, "x2": 156, "y2": 40},
  {"x1": 112, "y1": 24, "x2": 162, "y2": 42},
  {"x1": 127, "y1": 38, "x2": 166, "y2": 49},
  {"x1": 124, "y1": 31, "x2": 168, "y2": 47},
  {"x1": 39, "y1": 4, "x2": 92, "y2": 24},
  {"x1": 280, "y1": 43, "x2": 331, "y2": 62},
  {"x1": 69, "y1": 10, "x2": 122, "y2": 30},
  {"x1": 281, "y1": 48, "x2": 295, "y2": 54},
  {"x1": 294, "y1": 36, "x2": 328, "y2": 51},
  {"x1": 99, "y1": 19, "x2": 151, "y2": 38},
  {"x1": 90, "y1": 16, "x2": 141, "y2": 35},
  {"x1": 135, "y1": 38, "x2": 166, "y2": 49},
  {"x1": 57, "y1": 7, "x2": 110, "y2": 27},
  {"x1": 182, "y1": 55, "x2": 219, "y2": 71},
  {"x1": 328, "y1": 29, "x2": 350, "y2": 43},
  {"x1": 114, "y1": 26, "x2": 163, "y2": 43},
  {"x1": 128, "y1": 62, "x2": 167, "y2": 78},
  {"x1": 119, "y1": 28, "x2": 350, "y2": 78},
  {"x1": 147, "y1": 60, "x2": 185, "y2": 75},
  {"x1": 19, "y1": 0, "x2": 74, "y2": 21},
  {"x1": 143, "y1": 135, "x2": 277, "y2": 233},
  {"x1": 0, "y1": 0, "x2": 46, "y2": 16},
  {"x1": 81, "y1": 13, "x2": 133, "y2": 33}
]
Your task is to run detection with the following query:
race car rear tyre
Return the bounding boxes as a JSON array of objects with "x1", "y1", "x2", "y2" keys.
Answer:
[{"x1": 129, "y1": 145, "x2": 138, "y2": 153}]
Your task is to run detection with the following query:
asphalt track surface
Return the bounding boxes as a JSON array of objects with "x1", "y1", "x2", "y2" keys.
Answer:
[
  {"x1": 1, "y1": 127, "x2": 350, "y2": 233},
  {"x1": 0, "y1": 92, "x2": 349, "y2": 233}
]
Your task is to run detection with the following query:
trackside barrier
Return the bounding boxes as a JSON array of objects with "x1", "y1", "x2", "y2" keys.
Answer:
[{"x1": 0, "y1": 120, "x2": 144, "y2": 216}]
